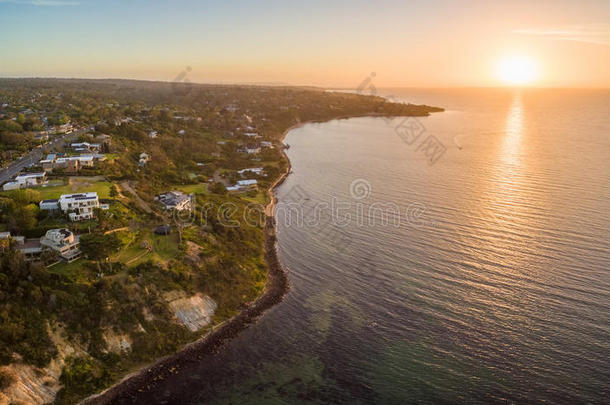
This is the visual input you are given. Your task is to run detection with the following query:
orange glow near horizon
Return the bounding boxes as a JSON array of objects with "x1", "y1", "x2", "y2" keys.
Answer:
[{"x1": 1, "y1": 2, "x2": 609, "y2": 88}]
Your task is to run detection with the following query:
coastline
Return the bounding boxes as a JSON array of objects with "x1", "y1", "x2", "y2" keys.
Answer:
[
  {"x1": 80, "y1": 123, "x2": 301, "y2": 405},
  {"x1": 80, "y1": 115, "x2": 420, "y2": 404}
]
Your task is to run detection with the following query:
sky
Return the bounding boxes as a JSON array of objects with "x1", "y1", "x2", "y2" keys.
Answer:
[{"x1": 0, "y1": 0, "x2": 609, "y2": 88}]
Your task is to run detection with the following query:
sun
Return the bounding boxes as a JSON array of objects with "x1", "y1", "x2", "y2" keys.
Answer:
[{"x1": 496, "y1": 55, "x2": 539, "y2": 86}]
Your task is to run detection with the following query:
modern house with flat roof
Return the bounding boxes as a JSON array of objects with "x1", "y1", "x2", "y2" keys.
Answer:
[
  {"x1": 40, "y1": 192, "x2": 102, "y2": 221},
  {"x1": 71, "y1": 142, "x2": 100, "y2": 153},
  {"x1": 41, "y1": 154, "x2": 101, "y2": 172},
  {"x1": 237, "y1": 179, "x2": 258, "y2": 190},
  {"x1": 228, "y1": 179, "x2": 258, "y2": 192},
  {"x1": 237, "y1": 167, "x2": 263, "y2": 176},
  {"x1": 2, "y1": 172, "x2": 48, "y2": 190},
  {"x1": 40, "y1": 228, "x2": 81, "y2": 262},
  {"x1": 155, "y1": 191, "x2": 192, "y2": 211},
  {"x1": 245, "y1": 144, "x2": 261, "y2": 154},
  {"x1": 1, "y1": 229, "x2": 80, "y2": 262},
  {"x1": 56, "y1": 155, "x2": 95, "y2": 167}
]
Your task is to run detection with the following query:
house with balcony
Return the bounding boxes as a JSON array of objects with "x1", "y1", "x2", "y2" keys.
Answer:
[
  {"x1": 40, "y1": 228, "x2": 81, "y2": 262},
  {"x1": 40, "y1": 192, "x2": 103, "y2": 221}
]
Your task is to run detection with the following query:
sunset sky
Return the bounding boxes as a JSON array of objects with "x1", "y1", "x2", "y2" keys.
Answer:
[{"x1": 1, "y1": 0, "x2": 609, "y2": 88}]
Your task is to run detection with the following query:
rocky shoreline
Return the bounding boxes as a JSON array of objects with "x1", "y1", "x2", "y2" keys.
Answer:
[{"x1": 80, "y1": 125, "x2": 297, "y2": 405}]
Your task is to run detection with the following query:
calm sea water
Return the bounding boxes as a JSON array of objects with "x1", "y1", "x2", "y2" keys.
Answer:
[{"x1": 140, "y1": 89, "x2": 610, "y2": 404}]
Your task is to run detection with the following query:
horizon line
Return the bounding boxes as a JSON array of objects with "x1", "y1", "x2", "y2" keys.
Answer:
[{"x1": 0, "y1": 76, "x2": 608, "y2": 91}]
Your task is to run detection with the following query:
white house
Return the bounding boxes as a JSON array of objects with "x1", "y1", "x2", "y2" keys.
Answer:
[
  {"x1": 237, "y1": 179, "x2": 258, "y2": 190},
  {"x1": 40, "y1": 228, "x2": 81, "y2": 262},
  {"x1": 148, "y1": 130, "x2": 158, "y2": 139},
  {"x1": 139, "y1": 152, "x2": 150, "y2": 166},
  {"x1": 2, "y1": 172, "x2": 47, "y2": 191},
  {"x1": 80, "y1": 153, "x2": 107, "y2": 163},
  {"x1": 245, "y1": 144, "x2": 261, "y2": 154},
  {"x1": 40, "y1": 192, "x2": 103, "y2": 221},
  {"x1": 237, "y1": 167, "x2": 263, "y2": 176},
  {"x1": 40, "y1": 199, "x2": 61, "y2": 212},
  {"x1": 227, "y1": 179, "x2": 258, "y2": 192},
  {"x1": 260, "y1": 141, "x2": 274, "y2": 148},
  {"x1": 60, "y1": 192, "x2": 100, "y2": 221},
  {"x1": 55, "y1": 156, "x2": 95, "y2": 168},
  {"x1": 0, "y1": 232, "x2": 25, "y2": 245}
]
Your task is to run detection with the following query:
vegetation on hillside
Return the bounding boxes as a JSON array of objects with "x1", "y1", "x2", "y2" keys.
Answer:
[{"x1": 0, "y1": 79, "x2": 442, "y2": 403}]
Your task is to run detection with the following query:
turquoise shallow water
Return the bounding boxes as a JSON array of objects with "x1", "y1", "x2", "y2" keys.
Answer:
[{"x1": 134, "y1": 89, "x2": 610, "y2": 404}]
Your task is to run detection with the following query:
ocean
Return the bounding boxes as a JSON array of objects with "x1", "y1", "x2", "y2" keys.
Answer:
[{"x1": 131, "y1": 88, "x2": 610, "y2": 404}]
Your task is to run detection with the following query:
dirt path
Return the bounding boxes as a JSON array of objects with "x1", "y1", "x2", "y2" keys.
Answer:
[
  {"x1": 212, "y1": 169, "x2": 229, "y2": 186},
  {"x1": 119, "y1": 181, "x2": 153, "y2": 214}
]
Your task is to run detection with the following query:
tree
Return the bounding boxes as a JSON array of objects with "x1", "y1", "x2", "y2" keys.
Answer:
[
  {"x1": 9, "y1": 204, "x2": 38, "y2": 233},
  {"x1": 109, "y1": 185, "x2": 119, "y2": 198},
  {"x1": 79, "y1": 233, "x2": 122, "y2": 274},
  {"x1": 40, "y1": 249, "x2": 59, "y2": 265},
  {"x1": 210, "y1": 182, "x2": 227, "y2": 195}
]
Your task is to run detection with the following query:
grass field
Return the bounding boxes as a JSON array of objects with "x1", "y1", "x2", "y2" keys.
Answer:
[
  {"x1": 48, "y1": 259, "x2": 90, "y2": 283},
  {"x1": 50, "y1": 229, "x2": 181, "y2": 282},
  {"x1": 111, "y1": 230, "x2": 181, "y2": 267},
  {"x1": 241, "y1": 191, "x2": 267, "y2": 205},
  {"x1": 36, "y1": 180, "x2": 113, "y2": 200},
  {"x1": 0, "y1": 178, "x2": 113, "y2": 200},
  {"x1": 176, "y1": 183, "x2": 207, "y2": 195}
]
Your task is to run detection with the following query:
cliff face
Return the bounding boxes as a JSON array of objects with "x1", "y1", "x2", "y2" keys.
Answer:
[
  {"x1": 0, "y1": 292, "x2": 217, "y2": 405},
  {"x1": 165, "y1": 291, "x2": 217, "y2": 332},
  {"x1": 0, "y1": 325, "x2": 86, "y2": 405}
]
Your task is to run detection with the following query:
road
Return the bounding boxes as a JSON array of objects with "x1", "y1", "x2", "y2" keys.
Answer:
[{"x1": 0, "y1": 128, "x2": 88, "y2": 186}]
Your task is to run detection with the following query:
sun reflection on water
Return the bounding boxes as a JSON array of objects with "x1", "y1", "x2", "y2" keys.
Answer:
[{"x1": 502, "y1": 92, "x2": 524, "y2": 169}]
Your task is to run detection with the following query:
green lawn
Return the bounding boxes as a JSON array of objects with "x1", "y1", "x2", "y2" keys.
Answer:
[
  {"x1": 176, "y1": 183, "x2": 207, "y2": 195},
  {"x1": 49, "y1": 229, "x2": 181, "y2": 281},
  {"x1": 0, "y1": 179, "x2": 114, "y2": 200},
  {"x1": 111, "y1": 230, "x2": 180, "y2": 267},
  {"x1": 241, "y1": 191, "x2": 267, "y2": 205},
  {"x1": 149, "y1": 233, "x2": 181, "y2": 262},
  {"x1": 36, "y1": 180, "x2": 113, "y2": 200},
  {"x1": 104, "y1": 153, "x2": 119, "y2": 161},
  {"x1": 48, "y1": 259, "x2": 90, "y2": 283}
]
